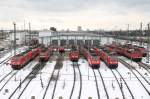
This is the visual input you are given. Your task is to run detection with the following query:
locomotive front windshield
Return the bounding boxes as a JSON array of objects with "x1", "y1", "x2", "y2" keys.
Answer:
[
  {"x1": 12, "y1": 57, "x2": 21, "y2": 61},
  {"x1": 89, "y1": 48, "x2": 99, "y2": 60}
]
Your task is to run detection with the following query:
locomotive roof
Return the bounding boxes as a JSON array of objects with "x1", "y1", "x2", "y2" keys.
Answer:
[
  {"x1": 14, "y1": 49, "x2": 31, "y2": 57},
  {"x1": 100, "y1": 47, "x2": 117, "y2": 56},
  {"x1": 89, "y1": 48, "x2": 98, "y2": 57},
  {"x1": 71, "y1": 45, "x2": 78, "y2": 51},
  {"x1": 133, "y1": 45, "x2": 145, "y2": 48},
  {"x1": 41, "y1": 47, "x2": 48, "y2": 52}
]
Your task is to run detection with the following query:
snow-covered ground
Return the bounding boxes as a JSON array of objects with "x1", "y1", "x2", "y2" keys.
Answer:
[
  {"x1": 0, "y1": 55, "x2": 149, "y2": 99},
  {"x1": 0, "y1": 37, "x2": 150, "y2": 99}
]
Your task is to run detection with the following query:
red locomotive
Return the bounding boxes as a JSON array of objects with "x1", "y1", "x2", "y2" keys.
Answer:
[
  {"x1": 69, "y1": 51, "x2": 80, "y2": 62},
  {"x1": 58, "y1": 47, "x2": 65, "y2": 53},
  {"x1": 83, "y1": 48, "x2": 100, "y2": 69},
  {"x1": 124, "y1": 44, "x2": 147, "y2": 57},
  {"x1": 10, "y1": 47, "x2": 40, "y2": 69},
  {"x1": 69, "y1": 46, "x2": 80, "y2": 62},
  {"x1": 106, "y1": 42, "x2": 143, "y2": 62},
  {"x1": 94, "y1": 47, "x2": 118, "y2": 69},
  {"x1": 116, "y1": 46, "x2": 124, "y2": 55},
  {"x1": 124, "y1": 48, "x2": 142, "y2": 62},
  {"x1": 116, "y1": 45, "x2": 142, "y2": 62},
  {"x1": 39, "y1": 47, "x2": 52, "y2": 62},
  {"x1": 105, "y1": 42, "x2": 119, "y2": 52},
  {"x1": 134, "y1": 45, "x2": 147, "y2": 57}
]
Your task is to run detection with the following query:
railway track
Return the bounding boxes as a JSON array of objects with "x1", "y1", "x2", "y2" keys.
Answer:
[
  {"x1": 111, "y1": 70, "x2": 125, "y2": 99},
  {"x1": 138, "y1": 62, "x2": 150, "y2": 74},
  {"x1": 69, "y1": 62, "x2": 82, "y2": 99},
  {"x1": 119, "y1": 59, "x2": 150, "y2": 96},
  {"x1": 42, "y1": 66, "x2": 56, "y2": 99},
  {"x1": 51, "y1": 69, "x2": 60, "y2": 99},
  {"x1": 0, "y1": 71, "x2": 18, "y2": 92},
  {"x1": 69, "y1": 62, "x2": 76, "y2": 99},
  {"x1": 133, "y1": 68, "x2": 150, "y2": 85},
  {"x1": 42, "y1": 55, "x2": 63, "y2": 99},
  {"x1": 8, "y1": 62, "x2": 45, "y2": 99},
  {"x1": 0, "y1": 70, "x2": 13, "y2": 83},
  {"x1": 77, "y1": 62, "x2": 82, "y2": 99},
  {"x1": 0, "y1": 55, "x2": 12, "y2": 66},
  {"x1": 51, "y1": 55, "x2": 64, "y2": 99},
  {"x1": 100, "y1": 60, "x2": 125, "y2": 99},
  {"x1": 115, "y1": 69, "x2": 135, "y2": 99},
  {"x1": 124, "y1": 61, "x2": 150, "y2": 86},
  {"x1": 0, "y1": 59, "x2": 38, "y2": 95},
  {"x1": 98, "y1": 69, "x2": 109, "y2": 99},
  {"x1": 92, "y1": 69, "x2": 100, "y2": 99}
]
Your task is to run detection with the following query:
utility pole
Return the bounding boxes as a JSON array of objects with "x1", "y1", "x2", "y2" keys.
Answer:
[
  {"x1": 116, "y1": 31, "x2": 118, "y2": 44},
  {"x1": 119, "y1": 29, "x2": 122, "y2": 44},
  {"x1": 24, "y1": 20, "x2": 26, "y2": 31},
  {"x1": 140, "y1": 22, "x2": 143, "y2": 46},
  {"x1": 13, "y1": 22, "x2": 16, "y2": 56},
  {"x1": 29, "y1": 22, "x2": 31, "y2": 45},
  {"x1": 59, "y1": 31, "x2": 60, "y2": 46},
  {"x1": 24, "y1": 20, "x2": 27, "y2": 45},
  {"x1": 99, "y1": 31, "x2": 101, "y2": 46},
  {"x1": 114, "y1": 26, "x2": 118, "y2": 43},
  {"x1": 147, "y1": 23, "x2": 150, "y2": 63},
  {"x1": 140, "y1": 22, "x2": 143, "y2": 33},
  {"x1": 127, "y1": 24, "x2": 130, "y2": 44}
]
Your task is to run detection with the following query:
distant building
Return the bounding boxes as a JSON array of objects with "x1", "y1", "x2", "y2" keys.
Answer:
[
  {"x1": 77, "y1": 26, "x2": 82, "y2": 32},
  {"x1": 39, "y1": 30, "x2": 51, "y2": 37},
  {"x1": 38, "y1": 30, "x2": 52, "y2": 45}
]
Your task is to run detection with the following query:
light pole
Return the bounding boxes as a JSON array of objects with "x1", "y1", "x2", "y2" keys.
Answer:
[{"x1": 13, "y1": 22, "x2": 16, "y2": 56}]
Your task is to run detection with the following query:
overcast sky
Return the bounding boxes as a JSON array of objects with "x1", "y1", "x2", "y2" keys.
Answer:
[{"x1": 0, "y1": 0, "x2": 150, "y2": 30}]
